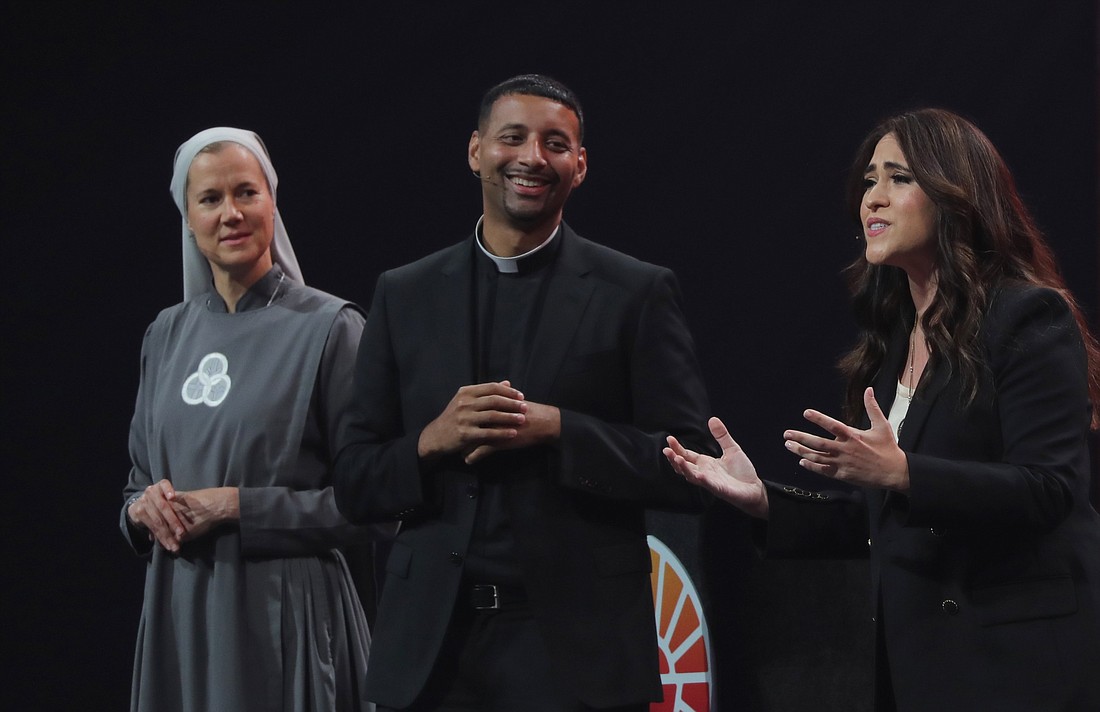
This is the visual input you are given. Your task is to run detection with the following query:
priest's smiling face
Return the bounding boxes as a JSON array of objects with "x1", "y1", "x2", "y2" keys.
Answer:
[{"x1": 468, "y1": 93, "x2": 587, "y2": 253}]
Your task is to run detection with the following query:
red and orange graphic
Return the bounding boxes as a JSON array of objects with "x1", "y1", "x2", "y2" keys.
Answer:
[{"x1": 648, "y1": 535, "x2": 713, "y2": 712}]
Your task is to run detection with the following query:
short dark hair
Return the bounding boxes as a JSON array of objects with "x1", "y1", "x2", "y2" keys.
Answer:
[{"x1": 478, "y1": 74, "x2": 584, "y2": 144}]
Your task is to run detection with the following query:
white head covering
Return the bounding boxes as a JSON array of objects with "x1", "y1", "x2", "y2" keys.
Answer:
[{"x1": 169, "y1": 127, "x2": 304, "y2": 300}]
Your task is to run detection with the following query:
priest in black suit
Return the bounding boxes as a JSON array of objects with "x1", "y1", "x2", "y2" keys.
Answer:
[{"x1": 334, "y1": 74, "x2": 715, "y2": 711}]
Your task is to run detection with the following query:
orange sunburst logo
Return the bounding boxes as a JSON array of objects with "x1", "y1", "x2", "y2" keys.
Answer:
[{"x1": 648, "y1": 535, "x2": 713, "y2": 712}]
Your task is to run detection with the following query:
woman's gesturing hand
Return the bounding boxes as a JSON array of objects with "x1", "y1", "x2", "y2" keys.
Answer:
[
  {"x1": 664, "y1": 416, "x2": 770, "y2": 519},
  {"x1": 784, "y1": 387, "x2": 910, "y2": 492}
]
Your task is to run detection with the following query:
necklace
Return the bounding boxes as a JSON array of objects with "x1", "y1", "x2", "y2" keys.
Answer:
[
  {"x1": 206, "y1": 271, "x2": 287, "y2": 311},
  {"x1": 905, "y1": 325, "x2": 916, "y2": 401},
  {"x1": 897, "y1": 324, "x2": 917, "y2": 439},
  {"x1": 266, "y1": 272, "x2": 286, "y2": 307}
]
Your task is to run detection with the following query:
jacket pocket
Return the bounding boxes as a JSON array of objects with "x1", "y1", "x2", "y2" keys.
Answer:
[
  {"x1": 970, "y1": 574, "x2": 1077, "y2": 626},
  {"x1": 385, "y1": 540, "x2": 413, "y2": 579},
  {"x1": 594, "y1": 542, "x2": 652, "y2": 577}
]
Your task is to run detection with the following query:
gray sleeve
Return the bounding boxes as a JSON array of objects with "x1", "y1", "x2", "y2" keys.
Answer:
[
  {"x1": 120, "y1": 323, "x2": 157, "y2": 557},
  {"x1": 239, "y1": 306, "x2": 395, "y2": 557}
]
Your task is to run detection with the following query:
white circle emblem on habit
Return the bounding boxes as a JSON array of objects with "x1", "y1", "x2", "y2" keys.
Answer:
[{"x1": 181, "y1": 352, "x2": 232, "y2": 407}]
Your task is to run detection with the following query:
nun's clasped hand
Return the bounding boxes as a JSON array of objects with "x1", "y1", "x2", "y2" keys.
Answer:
[
  {"x1": 784, "y1": 387, "x2": 910, "y2": 492},
  {"x1": 127, "y1": 479, "x2": 186, "y2": 553}
]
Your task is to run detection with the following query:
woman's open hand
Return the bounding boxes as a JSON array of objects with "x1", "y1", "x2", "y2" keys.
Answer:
[
  {"x1": 784, "y1": 387, "x2": 909, "y2": 491},
  {"x1": 664, "y1": 416, "x2": 769, "y2": 519}
]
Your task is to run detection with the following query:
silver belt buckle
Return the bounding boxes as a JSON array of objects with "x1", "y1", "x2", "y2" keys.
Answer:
[{"x1": 473, "y1": 584, "x2": 500, "y2": 610}]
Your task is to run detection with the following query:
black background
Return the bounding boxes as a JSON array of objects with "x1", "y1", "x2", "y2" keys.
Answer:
[{"x1": 3, "y1": 2, "x2": 1096, "y2": 709}]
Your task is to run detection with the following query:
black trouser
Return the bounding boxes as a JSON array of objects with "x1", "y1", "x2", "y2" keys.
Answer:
[{"x1": 381, "y1": 594, "x2": 649, "y2": 712}]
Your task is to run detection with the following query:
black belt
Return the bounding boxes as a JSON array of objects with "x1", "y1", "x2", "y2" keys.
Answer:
[{"x1": 468, "y1": 583, "x2": 527, "y2": 610}]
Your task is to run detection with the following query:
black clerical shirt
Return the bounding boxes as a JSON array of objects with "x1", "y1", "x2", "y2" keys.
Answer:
[{"x1": 463, "y1": 229, "x2": 561, "y2": 585}]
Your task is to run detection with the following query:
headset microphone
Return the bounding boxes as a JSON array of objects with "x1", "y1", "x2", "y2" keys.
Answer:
[{"x1": 472, "y1": 170, "x2": 501, "y2": 187}]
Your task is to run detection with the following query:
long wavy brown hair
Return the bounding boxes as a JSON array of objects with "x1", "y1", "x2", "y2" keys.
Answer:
[{"x1": 838, "y1": 108, "x2": 1100, "y2": 429}]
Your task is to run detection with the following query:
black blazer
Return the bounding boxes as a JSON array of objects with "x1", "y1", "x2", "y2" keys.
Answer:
[
  {"x1": 334, "y1": 225, "x2": 713, "y2": 708},
  {"x1": 764, "y1": 283, "x2": 1100, "y2": 711}
]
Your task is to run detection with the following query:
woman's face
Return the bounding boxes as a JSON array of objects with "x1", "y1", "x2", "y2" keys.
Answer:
[
  {"x1": 186, "y1": 143, "x2": 275, "y2": 284},
  {"x1": 859, "y1": 133, "x2": 938, "y2": 278}
]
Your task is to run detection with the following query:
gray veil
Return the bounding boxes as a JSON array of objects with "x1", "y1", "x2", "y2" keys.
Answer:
[{"x1": 168, "y1": 127, "x2": 304, "y2": 301}]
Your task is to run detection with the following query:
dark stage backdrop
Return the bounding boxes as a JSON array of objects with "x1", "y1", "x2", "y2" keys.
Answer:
[{"x1": 3, "y1": 3, "x2": 1096, "y2": 710}]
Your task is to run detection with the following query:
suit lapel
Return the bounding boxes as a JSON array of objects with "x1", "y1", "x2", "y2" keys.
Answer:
[
  {"x1": 432, "y1": 238, "x2": 477, "y2": 386},
  {"x1": 875, "y1": 321, "x2": 948, "y2": 515},
  {"x1": 520, "y1": 226, "x2": 595, "y2": 400},
  {"x1": 873, "y1": 322, "x2": 948, "y2": 450},
  {"x1": 896, "y1": 353, "x2": 948, "y2": 452},
  {"x1": 872, "y1": 327, "x2": 908, "y2": 426}
]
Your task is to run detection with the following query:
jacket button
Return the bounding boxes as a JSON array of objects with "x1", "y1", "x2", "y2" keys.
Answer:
[
  {"x1": 930, "y1": 527, "x2": 945, "y2": 537},
  {"x1": 466, "y1": 484, "x2": 478, "y2": 499},
  {"x1": 449, "y1": 552, "x2": 463, "y2": 566},
  {"x1": 867, "y1": 538, "x2": 872, "y2": 548},
  {"x1": 941, "y1": 599, "x2": 959, "y2": 615}
]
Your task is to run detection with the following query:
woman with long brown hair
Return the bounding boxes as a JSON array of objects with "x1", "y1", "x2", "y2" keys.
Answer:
[{"x1": 666, "y1": 109, "x2": 1100, "y2": 710}]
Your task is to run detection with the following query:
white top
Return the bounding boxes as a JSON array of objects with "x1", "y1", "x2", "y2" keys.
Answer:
[{"x1": 888, "y1": 380, "x2": 914, "y2": 441}]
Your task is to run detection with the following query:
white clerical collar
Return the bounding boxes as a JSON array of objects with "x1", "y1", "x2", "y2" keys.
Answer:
[{"x1": 474, "y1": 216, "x2": 561, "y2": 274}]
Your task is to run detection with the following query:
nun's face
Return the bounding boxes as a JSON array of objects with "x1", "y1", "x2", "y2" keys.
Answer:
[{"x1": 185, "y1": 143, "x2": 275, "y2": 284}]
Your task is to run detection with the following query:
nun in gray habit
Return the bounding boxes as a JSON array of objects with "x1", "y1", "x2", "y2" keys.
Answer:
[{"x1": 121, "y1": 127, "x2": 389, "y2": 712}]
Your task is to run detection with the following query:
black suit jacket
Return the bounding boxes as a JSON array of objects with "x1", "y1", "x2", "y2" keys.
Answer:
[
  {"x1": 334, "y1": 225, "x2": 713, "y2": 708},
  {"x1": 764, "y1": 283, "x2": 1100, "y2": 711}
]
